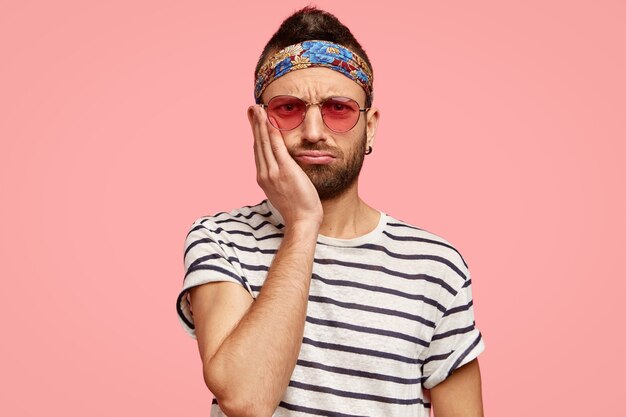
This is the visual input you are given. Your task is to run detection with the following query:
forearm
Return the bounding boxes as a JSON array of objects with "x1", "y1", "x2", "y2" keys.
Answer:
[
  {"x1": 431, "y1": 359, "x2": 484, "y2": 417},
  {"x1": 205, "y1": 222, "x2": 319, "y2": 416}
]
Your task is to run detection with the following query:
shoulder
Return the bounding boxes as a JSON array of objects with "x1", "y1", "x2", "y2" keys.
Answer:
[
  {"x1": 186, "y1": 200, "x2": 283, "y2": 249},
  {"x1": 186, "y1": 200, "x2": 281, "y2": 238},
  {"x1": 382, "y1": 214, "x2": 470, "y2": 285}
]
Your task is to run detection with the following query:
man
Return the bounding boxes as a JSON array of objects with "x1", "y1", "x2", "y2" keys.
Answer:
[{"x1": 177, "y1": 7, "x2": 485, "y2": 417}]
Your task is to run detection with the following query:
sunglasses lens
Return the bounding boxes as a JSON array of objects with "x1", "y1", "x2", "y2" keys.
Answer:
[
  {"x1": 265, "y1": 96, "x2": 363, "y2": 132},
  {"x1": 321, "y1": 97, "x2": 361, "y2": 132},
  {"x1": 267, "y1": 96, "x2": 306, "y2": 130}
]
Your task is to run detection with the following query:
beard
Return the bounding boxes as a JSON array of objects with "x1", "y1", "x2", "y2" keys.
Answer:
[{"x1": 289, "y1": 128, "x2": 368, "y2": 201}]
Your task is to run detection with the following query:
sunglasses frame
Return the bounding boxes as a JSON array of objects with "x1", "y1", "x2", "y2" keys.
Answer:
[{"x1": 260, "y1": 95, "x2": 370, "y2": 133}]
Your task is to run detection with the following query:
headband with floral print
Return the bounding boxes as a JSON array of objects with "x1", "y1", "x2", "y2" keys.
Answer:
[{"x1": 254, "y1": 40, "x2": 373, "y2": 105}]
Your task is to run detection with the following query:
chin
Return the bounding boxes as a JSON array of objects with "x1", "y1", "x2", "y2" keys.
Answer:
[{"x1": 308, "y1": 170, "x2": 361, "y2": 201}]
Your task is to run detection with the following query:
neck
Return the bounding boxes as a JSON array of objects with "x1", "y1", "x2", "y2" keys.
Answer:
[{"x1": 318, "y1": 182, "x2": 380, "y2": 239}]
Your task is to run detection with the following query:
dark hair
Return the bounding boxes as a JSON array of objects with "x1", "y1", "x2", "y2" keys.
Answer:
[{"x1": 255, "y1": 6, "x2": 373, "y2": 105}]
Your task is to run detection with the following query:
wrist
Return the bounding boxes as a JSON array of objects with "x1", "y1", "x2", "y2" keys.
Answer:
[{"x1": 284, "y1": 220, "x2": 321, "y2": 239}]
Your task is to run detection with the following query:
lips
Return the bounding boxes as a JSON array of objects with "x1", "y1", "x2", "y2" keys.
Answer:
[{"x1": 293, "y1": 150, "x2": 337, "y2": 165}]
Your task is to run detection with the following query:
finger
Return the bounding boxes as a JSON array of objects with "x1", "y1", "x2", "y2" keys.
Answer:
[
  {"x1": 265, "y1": 115, "x2": 294, "y2": 167},
  {"x1": 248, "y1": 106, "x2": 264, "y2": 174},
  {"x1": 255, "y1": 107, "x2": 279, "y2": 174}
]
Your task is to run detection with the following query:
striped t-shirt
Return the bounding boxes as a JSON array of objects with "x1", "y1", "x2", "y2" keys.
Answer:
[{"x1": 176, "y1": 200, "x2": 485, "y2": 417}]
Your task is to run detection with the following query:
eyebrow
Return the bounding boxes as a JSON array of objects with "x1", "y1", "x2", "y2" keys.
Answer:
[{"x1": 275, "y1": 94, "x2": 362, "y2": 104}]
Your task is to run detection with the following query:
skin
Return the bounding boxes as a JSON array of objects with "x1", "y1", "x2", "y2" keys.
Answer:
[
  {"x1": 189, "y1": 67, "x2": 483, "y2": 416},
  {"x1": 430, "y1": 359, "x2": 484, "y2": 417},
  {"x1": 259, "y1": 67, "x2": 381, "y2": 237}
]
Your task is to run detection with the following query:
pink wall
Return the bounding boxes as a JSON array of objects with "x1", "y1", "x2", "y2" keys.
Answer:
[{"x1": 1, "y1": 1, "x2": 624, "y2": 415}]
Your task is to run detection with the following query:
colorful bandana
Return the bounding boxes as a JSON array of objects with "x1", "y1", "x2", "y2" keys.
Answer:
[{"x1": 254, "y1": 40, "x2": 373, "y2": 104}]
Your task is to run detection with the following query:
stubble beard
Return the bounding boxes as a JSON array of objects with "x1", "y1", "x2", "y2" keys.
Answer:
[{"x1": 290, "y1": 129, "x2": 368, "y2": 201}]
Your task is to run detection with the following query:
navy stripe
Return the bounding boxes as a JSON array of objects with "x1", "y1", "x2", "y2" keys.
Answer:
[
  {"x1": 289, "y1": 380, "x2": 426, "y2": 406},
  {"x1": 296, "y1": 359, "x2": 424, "y2": 385},
  {"x1": 187, "y1": 237, "x2": 278, "y2": 256},
  {"x1": 185, "y1": 238, "x2": 276, "y2": 255},
  {"x1": 352, "y1": 245, "x2": 467, "y2": 282},
  {"x1": 187, "y1": 253, "x2": 222, "y2": 270},
  {"x1": 384, "y1": 222, "x2": 468, "y2": 268},
  {"x1": 187, "y1": 223, "x2": 206, "y2": 236},
  {"x1": 241, "y1": 200, "x2": 268, "y2": 210},
  {"x1": 315, "y1": 258, "x2": 458, "y2": 295},
  {"x1": 308, "y1": 295, "x2": 435, "y2": 328},
  {"x1": 312, "y1": 273, "x2": 447, "y2": 313},
  {"x1": 432, "y1": 324, "x2": 475, "y2": 341},
  {"x1": 306, "y1": 316, "x2": 429, "y2": 347},
  {"x1": 210, "y1": 209, "x2": 273, "y2": 221},
  {"x1": 424, "y1": 351, "x2": 452, "y2": 365},
  {"x1": 215, "y1": 218, "x2": 284, "y2": 231},
  {"x1": 302, "y1": 337, "x2": 423, "y2": 364},
  {"x1": 209, "y1": 201, "x2": 266, "y2": 217},
  {"x1": 278, "y1": 401, "x2": 368, "y2": 417},
  {"x1": 188, "y1": 253, "x2": 269, "y2": 275},
  {"x1": 246, "y1": 274, "x2": 448, "y2": 313},
  {"x1": 237, "y1": 260, "x2": 269, "y2": 272},
  {"x1": 184, "y1": 264, "x2": 246, "y2": 287},
  {"x1": 382, "y1": 230, "x2": 468, "y2": 268},
  {"x1": 447, "y1": 333, "x2": 483, "y2": 378},
  {"x1": 386, "y1": 221, "x2": 425, "y2": 231},
  {"x1": 177, "y1": 263, "x2": 250, "y2": 330},
  {"x1": 176, "y1": 290, "x2": 195, "y2": 329},
  {"x1": 184, "y1": 236, "x2": 217, "y2": 258},
  {"x1": 220, "y1": 239, "x2": 277, "y2": 255},
  {"x1": 191, "y1": 223, "x2": 284, "y2": 242},
  {"x1": 185, "y1": 262, "x2": 253, "y2": 296},
  {"x1": 185, "y1": 229, "x2": 278, "y2": 259},
  {"x1": 443, "y1": 300, "x2": 473, "y2": 317},
  {"x1": 216, "y1": 228, "x2": 283, "y2": 242}
]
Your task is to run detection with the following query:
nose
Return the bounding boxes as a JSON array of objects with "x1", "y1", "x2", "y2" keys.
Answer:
[{"x1": 300, "y1": 104, "x2": 326, "y2": 143}]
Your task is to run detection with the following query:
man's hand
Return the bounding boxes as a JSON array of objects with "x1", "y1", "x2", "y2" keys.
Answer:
[{"x1": 248, "y1": 105, "x2": 323, "y2": 227}]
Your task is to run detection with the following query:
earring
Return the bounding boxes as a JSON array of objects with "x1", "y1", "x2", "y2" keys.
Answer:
[{"x1": 365, "y1": 146, "x2": 373, "y2": 155}]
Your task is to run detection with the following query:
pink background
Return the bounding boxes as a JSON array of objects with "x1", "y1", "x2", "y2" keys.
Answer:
[{"x1": 1, "y1": 0, "x2": 625, "y2": 415}]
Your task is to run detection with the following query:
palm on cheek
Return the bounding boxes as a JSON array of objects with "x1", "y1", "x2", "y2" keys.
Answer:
[{"x1": 249, "y1": 106, "x2": 323, "y2": 227}]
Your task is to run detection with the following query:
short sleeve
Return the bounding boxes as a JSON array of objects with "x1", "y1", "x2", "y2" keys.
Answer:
[
  {"x1": 420, "y1": 265, "x2": 485, "y2": 389},
  {"x1": 175, "y1": 218, "x2": 253, "y2": 339}
]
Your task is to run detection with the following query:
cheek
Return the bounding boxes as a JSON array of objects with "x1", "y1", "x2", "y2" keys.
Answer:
[
  {"x1": 279, "y1": 131, "x2": 300, "y2": 151},
  {"x1": 338, "y1": 133, "x2": 366, "y2": 157}
]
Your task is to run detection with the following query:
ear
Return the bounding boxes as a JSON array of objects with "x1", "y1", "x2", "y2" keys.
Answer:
[{"x1": 365, "y1": 107, "x2": 380, "y2": 149}]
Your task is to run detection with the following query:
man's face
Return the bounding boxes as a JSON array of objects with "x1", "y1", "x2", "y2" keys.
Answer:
[{"x1": 261, "y1": 67, "x2": 378, "y2": 200}]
